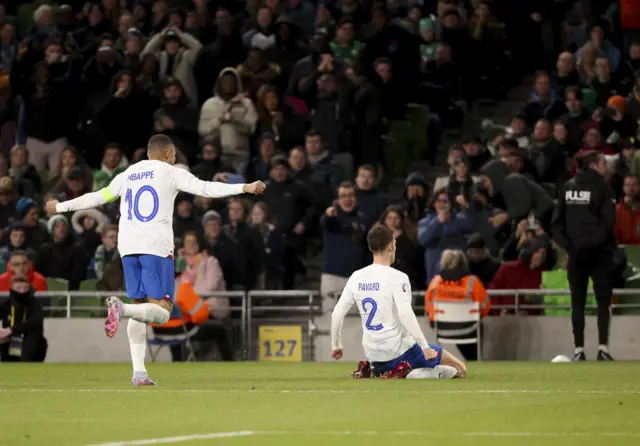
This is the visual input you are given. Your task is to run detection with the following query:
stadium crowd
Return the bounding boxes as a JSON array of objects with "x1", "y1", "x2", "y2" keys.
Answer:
[{"x1": 0, "y1": 0, "x2": 639, "y2": 356}]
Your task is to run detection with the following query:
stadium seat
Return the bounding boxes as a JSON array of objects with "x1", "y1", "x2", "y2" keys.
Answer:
[
  {"x1": 433, "y1": 300, "x2": 482, "y2": 360},
  {"x1": 147, "y1": 319, "x2": 200, "y2": 362},
  {"x1": 45, "y1": 278, "x2": 69, "y2": 316},
  {"x1": 71, "y1": 279, "x2": 103, "y2": 317}
]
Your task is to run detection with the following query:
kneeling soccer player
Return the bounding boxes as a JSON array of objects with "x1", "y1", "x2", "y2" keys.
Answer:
[{"x1": 330, "y1": 224, "x2": 467, "y2": 379}]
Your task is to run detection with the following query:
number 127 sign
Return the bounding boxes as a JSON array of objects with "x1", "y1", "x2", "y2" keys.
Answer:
[{"x1": 259, "y1": 326, "x2": 302, "y2": 362}]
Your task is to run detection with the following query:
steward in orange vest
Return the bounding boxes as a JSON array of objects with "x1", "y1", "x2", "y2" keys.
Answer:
[{"x1": 153, "y1": 282, "x2": 210, "y2": 329}]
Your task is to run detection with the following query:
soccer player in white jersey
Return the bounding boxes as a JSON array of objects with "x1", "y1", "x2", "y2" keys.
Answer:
[
  {"x1": 331, "y1": 225, "x2": 467, "y2": 379},
  {"x1": 45, "y1": 134, "x2": 266, "y2": 385}
]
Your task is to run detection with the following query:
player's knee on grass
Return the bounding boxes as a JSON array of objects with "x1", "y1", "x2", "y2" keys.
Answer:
[{"x1": 440, "y1": 349, "x2": 467, "y2": 378}]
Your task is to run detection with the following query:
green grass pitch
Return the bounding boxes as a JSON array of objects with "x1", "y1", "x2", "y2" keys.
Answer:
[{"x1": 1, "y1": 362, "x2": 640, "y2": 446}]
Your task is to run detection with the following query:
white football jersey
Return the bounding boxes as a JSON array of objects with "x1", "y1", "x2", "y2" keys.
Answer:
[
  {"x1": 56, "y1": 160, "x2": 245, "y2": 257},
  {"x1": 331, "y1": 264, "x2": 429, "y2": 362}
]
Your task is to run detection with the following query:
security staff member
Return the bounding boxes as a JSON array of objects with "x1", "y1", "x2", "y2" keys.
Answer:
[
  {"x1": 552, "y1": 150, "x2": 615, "y2": 362},
  {"x1": 0, "y1": 276, "x2": 48, "y2": 362}
]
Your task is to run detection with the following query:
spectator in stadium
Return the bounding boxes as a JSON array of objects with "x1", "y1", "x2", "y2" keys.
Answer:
[
  {"x1": 254, "y1": 84, "x2": 306, "y2": 152},
  {"x1": 53, "y1": 166, "x2": 91, "y2": 202},
  {"x1": 96, "y1": 70, "x2": 155, "y2": 159},
  {"x1": 425, "y1": 249, "x2": 491, "y2": 361},
  {"x1": 152, "y1": 77, "x2": 200, "y2": 163},
  {"x1": 614, "y1": 174, "x2": 640, "y2": 245},
  {"x1": 489, "y1": 234, "x2": 556, "y2": 315},
  {"x1": 528, "y1": 119, "x2": 565, "y2": 187},
  {"x1": 612, "y1": 139, "x2": 640, "y2": 196},
  {"x1": 403, "y1": 172, "x2": 429, "y2": 225},
  {"x1": 35, "y1": 215, "x2": 89, "y2": 291},
  {"x1": 140, "y1": 27, "x2": 201, "y2": 104},
  {"x1": 561, "y1": 87, "x2": 590, "y2": 155},
  {"x1": 553, "y1": 52, "x2": 579, "y2": 98},
  {"x1": 71, "y1": 209, "x2": 107, "y2": 256},
  {"x1": 380, "y1": 206, "x2": 424, "y2": 288},
  {"x1": 11, "y1": 39, "x2": 71, "y2": 172},
  {"x1": 460, "y1": 138, "x2": 491, "y2": 173},
  {"x1": 224, "y1": 197, "x2": 265, "y2": 291},
  {"x1": 480, "y1": 158, "x2": 554, "y2": 232},
  {"x1": 201, "y1": 210, "x2": 240, "y2": 291},
  {"x1": 94, "y1": 224, "x2": 123, "y2": 292},
  {"x1": 0, "y1": 223, "x2": 36, "y2": 273},
  {"x1": 198, "y1": 68, "x2": 258, "y2": 174},
  {"x1": 243, "y1": 6, "x2": 276, "y2": 50},
  {"x1": 320, "y1": 181, "x2": 368, "y2": 300},
  {"x1": 46, "y1": 146, "x2": 92, "y2": 194},
  {"x1": 249, "y1": 202, "x2": 285, "y2": 289},
  {"x1": 519, "y1": 71, "x2": 566, "y2": 128},
  {"x1": 467, "y1": 183, "x2": 506, "y2": 257},
  {"x1": 245, "y1": 132, "x2": 277, "y2": 183},
  {"x1": 176, "y1": 231, "x2": 229, "y2": 319},
  {"x1": 0, "y1": 250, "x2": 47, "y2": 292},
  {"x1": 262, "y1": 155, "x2": 316, "y2": 289},
  {"x1": 330, "y1": 19, "x2": 364, "y2": 64},
  {"x1": 465, "y1": 233, "x2": 500, "y2": 287},
  {"x1": 418, "y1": 188, "x2": 472, "y2": 284},
  {"x1": 570, "y1": 126, "x2": 616, "y2": 177},
  {"x1": 173, "y1": 193, "x2": 201, "y2": 241},
  {"x1": 8, "y1": 144, "x2": 40, "y2": 197},
  {"x1": 599, "y1": 95, "x2": 637, "y2": 145},
  {"x1": 575, "y1": 21, "x2": 621, "y2": 73},
  {"x1": 191, "y1": 136, "x2": 235, "y2": 182},
  {"x1": 592, "y1": 57, "x2": 621, "y2": 108},
  {"x1": 288, "y1": 145, "x2": 331, "y2": 207},
  {"x1": 235, "y1": 47, "x2": 282, "y2": 101},
  {"x1": 303, "y1": 130, "x2": 343, "y2": 198},
  {"x1": 0, "y1": 176, "x2": 15, "y2": 228},
  {"x1": 13, "y1": 197, "x2": 49, "y2": 251},
  {"x1": 92, "y1": 143, "x2": 127, "y2": 191},
  {"x1": 355, "y1": 164, "x2": 386, "y2": 228},
  {"x1": 0, "y1": 276, "x2": 47, "y2": 362}
]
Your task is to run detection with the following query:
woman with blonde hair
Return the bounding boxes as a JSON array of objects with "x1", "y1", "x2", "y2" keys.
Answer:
[
  {"x1": 576, "y1": 42, "x2": 598, "y2": 85},
  {"x1": 424, "y1": 249, "x2": 491, "y2": 361}
]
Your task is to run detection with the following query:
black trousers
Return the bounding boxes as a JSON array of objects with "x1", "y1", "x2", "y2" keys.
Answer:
[
  {"x1": 567, "y1": 252, "x2": 613, "y2": 348},
  {"x1": 0, "y1": 334, "x2": 48, "y2": 362}
]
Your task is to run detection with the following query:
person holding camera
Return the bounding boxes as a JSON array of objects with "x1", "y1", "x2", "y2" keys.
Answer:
[{"x1": 552, "y1": 150, "x2": 616, "y2": 361}]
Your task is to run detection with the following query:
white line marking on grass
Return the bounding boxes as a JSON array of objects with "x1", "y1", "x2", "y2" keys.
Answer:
[
  {"x1": 3, "y1": 388, "x2": 640, "y2": 395},
  {"x1": 85, "y1": 430, "x2": 640, "y2": 445},
  {"x1": 85, "y1": 431, "x2": 255, "y2": 446}
]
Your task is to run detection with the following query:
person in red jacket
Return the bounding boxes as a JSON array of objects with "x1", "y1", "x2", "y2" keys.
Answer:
[
  {"x1": 0, "y1": 251, "x2": 48, "y2": 292},
  {"x1": 489, "y1": 236, "x2": 556, "y2": 315}
]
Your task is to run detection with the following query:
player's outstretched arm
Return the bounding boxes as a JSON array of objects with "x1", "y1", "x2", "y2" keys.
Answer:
[
  {"x1": 46, "y1": 188, "x2": 113, "y2": 216},
  {"x1": 172, "y1": 167, "x2": 266, "y2": 197},
  {"x1": 47, "y1": 174, "x2": 125, "y2": 215}
]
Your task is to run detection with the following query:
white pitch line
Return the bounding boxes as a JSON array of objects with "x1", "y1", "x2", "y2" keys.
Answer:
[
  {"x1": 85, "y1": 431, "x2": 255, "y2": 446},
  {"x1": 85, "y1": 430, "x2": 640, "y2": 446},
  {"x1": 2, "y1": 388, "x2": 640, "y2": 395}
]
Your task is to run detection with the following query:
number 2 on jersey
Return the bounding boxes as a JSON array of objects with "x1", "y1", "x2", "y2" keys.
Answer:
[
  {"x1": 362, "y1": 297, "x2": 383, "y2": 331},
  {"x1": 125, "y1": 186, "x2": 159, "y2": 222}
]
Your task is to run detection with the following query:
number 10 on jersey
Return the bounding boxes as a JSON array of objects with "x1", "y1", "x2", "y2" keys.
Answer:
[{"x1": 125, "y1": 186, "x2": 159, "y2": 222}]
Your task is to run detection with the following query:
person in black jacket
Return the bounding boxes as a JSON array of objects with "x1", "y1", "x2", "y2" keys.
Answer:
[
  {"x1": 551, "y1": 150, "x2": 616, "y2": 362},
  {"x1": 0, "y1": 277, "x2": 47, "y2": 362}
]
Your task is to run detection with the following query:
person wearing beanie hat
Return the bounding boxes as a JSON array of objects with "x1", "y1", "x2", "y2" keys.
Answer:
[
  {"x1": 14, "y1": 198, "x2": 50, "y2": 251},
  {"x1": 140, "y1": 25, "x2": 201, "y2": 103},
  {"x1": 599, "y1": 95, "x2": 638, "y2": 147},
  {"x1": 35, "y1": 214, "x2": 90, "y2": 292}
]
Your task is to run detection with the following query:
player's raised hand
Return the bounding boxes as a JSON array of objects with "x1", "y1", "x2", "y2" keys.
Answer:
[
  {"x1": 423, "y1": 347, "x2": 439, "y2": 360},
  {"x1": 331, "y1": 349, "x2": 343, "y2": 360},
  {"x1": 243, "y1": 181, "x2": 266, "y2": 195},
  {"x1": 45, "y1": 199, "x2": 60, "y2": 216}
]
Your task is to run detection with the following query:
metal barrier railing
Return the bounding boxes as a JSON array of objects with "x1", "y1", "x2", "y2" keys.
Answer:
[{"x1": 5, "y1": 289, "x2": 640, "y2": 360}]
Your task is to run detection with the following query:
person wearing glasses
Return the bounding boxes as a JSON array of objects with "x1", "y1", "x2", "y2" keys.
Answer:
[{"x1": 0, "y1": 250, "x2": 47, "y2": 292}]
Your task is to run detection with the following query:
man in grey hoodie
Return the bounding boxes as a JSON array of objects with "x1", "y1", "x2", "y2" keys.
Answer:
[{"x1": 480, "y1": 159, "x2": 554, "y2": 231}]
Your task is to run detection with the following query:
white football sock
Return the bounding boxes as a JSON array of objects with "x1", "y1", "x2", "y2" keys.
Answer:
[
  {"x1": 127, "y1": 319, "x2": 147, "y2": 374},
  {"x1": 123, "y1": 303, "x2": 170, "y2": 325},
  {"x1": 598, "y1": 345, "x2": 608, "y2": 353},
  {"x1": 406, "y1": 365, "x2": 457, "y2": 379},
  {"x1": 574, "y1": 347, "x2": 584, "y2": 354}
]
